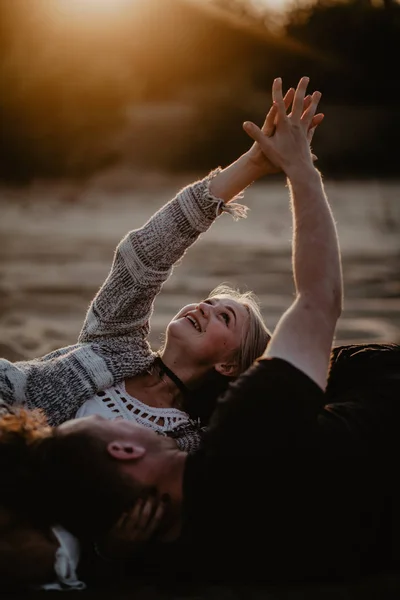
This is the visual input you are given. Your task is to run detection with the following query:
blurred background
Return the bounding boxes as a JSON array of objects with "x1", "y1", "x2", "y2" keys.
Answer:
[{"x1": 0, "y1": 0, "x2": 399, "y2": 361}]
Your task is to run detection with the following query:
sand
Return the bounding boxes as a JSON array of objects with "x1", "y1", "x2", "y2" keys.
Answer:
[
  {"x1": 1, "y1": 170, "x2": 400, "y2": 597},
  {"x1": 1, "y1": 171, "x2": 399, "y2": 362}
]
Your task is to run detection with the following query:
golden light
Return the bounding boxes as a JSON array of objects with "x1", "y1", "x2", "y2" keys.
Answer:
[{"x1": 55, "y1": 0, "x2": 138, "y2": 17}]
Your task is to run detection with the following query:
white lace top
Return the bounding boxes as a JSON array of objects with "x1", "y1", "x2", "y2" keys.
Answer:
[{"x1": 75, "y1": 381, "x2": 192, "y2": 434}]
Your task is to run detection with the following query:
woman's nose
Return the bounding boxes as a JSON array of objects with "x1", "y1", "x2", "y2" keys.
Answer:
[{"x1": 197, "y1": 302, "x2": 210, "y2": 317}]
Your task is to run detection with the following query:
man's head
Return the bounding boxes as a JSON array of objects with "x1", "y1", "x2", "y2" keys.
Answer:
[{"x1": 36, "y1": 416, "x2": 181, "y2": 538}]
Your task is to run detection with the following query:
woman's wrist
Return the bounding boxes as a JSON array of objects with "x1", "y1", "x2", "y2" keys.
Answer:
[
  {"x1": 242, "y1": 148, "x2": 276, "y2": 179},
  {"x1": 209, "y1": 152, "x2": 265, "y2": 203}
]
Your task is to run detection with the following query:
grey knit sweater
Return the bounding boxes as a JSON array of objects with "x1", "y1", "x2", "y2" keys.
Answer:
[{"x1": 0, "y1": 172, "x2": 245, "y2": 429}]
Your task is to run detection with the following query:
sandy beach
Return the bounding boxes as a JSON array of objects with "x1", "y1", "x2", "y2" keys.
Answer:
[
  {"x1": 1, "y1": 170, "x2": 400, "y2": 598},
  {"x1": 1, "y1": 171, "x2": 400, "y2": 363}
]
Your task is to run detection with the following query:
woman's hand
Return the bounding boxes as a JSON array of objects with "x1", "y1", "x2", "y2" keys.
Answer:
[
  {"x1": 243, "y1": 77, "x2": 323, "y2": 177},
  {"x1": 98, "y1": 494, "x2": 168, "y2": 559},
  {"x1": 207, "y1": 80, "x2": 323, "y2": 203},
  {"x1": 245, "y1": 86, "x2": 324, "y2": 176}
]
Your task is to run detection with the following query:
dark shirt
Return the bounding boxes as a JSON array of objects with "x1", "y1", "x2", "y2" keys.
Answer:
[
  {"x1": 85, "y1": 354, "x2": 397, "y2": 587},
  {"x1": 173, "y1": 358, "x2": 390, "y2": 584}
]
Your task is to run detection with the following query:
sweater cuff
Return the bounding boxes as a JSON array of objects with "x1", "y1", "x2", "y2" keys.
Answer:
[{"x1": 178, "y1": 169, "x2": 249, "y2": 232}]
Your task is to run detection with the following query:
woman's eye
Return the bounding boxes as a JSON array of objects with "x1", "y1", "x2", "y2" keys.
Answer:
[{"x1": 222, "y1": 312, "x2": 230, "y2": 325}]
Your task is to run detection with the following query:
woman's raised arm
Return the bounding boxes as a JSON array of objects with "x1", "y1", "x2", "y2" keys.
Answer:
[
  {"x1": 79, "y1": 91, "x2": 323, "y2": 344},
  {"x1": 78, "y1": 171, "x2": 246, "y2": 344}
]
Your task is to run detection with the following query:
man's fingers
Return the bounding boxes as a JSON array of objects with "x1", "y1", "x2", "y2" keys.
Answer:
[
  {"x1": 135, "y1": 497, "x2": 155, "y2": 530},
  {"x1": 128, "y1": 498, "x2": 144, "y2": 524},
  {"x1": 115, "y1": 498, "x2": 143, "y2": 531},
  {"x1": 271, "y1": 78, "x2": 288, "y2": 122},
  {"x1": 291, "y1": 76, "x2": 310, "y2": 121},
  {"x1": 115, "y1": 512, "x2": 129, "y2": 530},
  {"x1": 146, "y1": 501, "x2": 166, "y2": 538}
]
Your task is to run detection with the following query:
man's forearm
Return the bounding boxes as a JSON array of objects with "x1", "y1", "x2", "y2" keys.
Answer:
[{"x1": 288, "y1": 165, "x2": 342, "y2": 313}]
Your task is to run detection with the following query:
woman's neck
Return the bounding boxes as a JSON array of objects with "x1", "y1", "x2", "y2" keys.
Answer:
[
  {"x1": 124, "y1": 363, "x2": 186, "y2": 410},
  {"x1": 159, "y1": 352, "x2": 210, "y2": 389}
]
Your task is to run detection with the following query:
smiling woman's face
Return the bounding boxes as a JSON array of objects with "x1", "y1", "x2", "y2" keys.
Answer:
[{"x1": 164, "y1": 297, "x2": 249, "y2": 375}]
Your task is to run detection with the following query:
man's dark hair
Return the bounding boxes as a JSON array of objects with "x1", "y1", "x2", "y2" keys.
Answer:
[
  {"x1": 326, "y1": 343, "x2": 400, "y2": 446},
  {"x1": 327, "y1": 343, "x2": 400, "y2": 398},
  {"x1": 34, "y1": 427, "x2": 144, "y2": 540}
]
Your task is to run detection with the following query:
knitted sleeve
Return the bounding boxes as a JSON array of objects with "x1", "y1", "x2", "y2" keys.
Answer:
[{"x1": 79, "y1": 171, "x2": 247, "y2": 343}]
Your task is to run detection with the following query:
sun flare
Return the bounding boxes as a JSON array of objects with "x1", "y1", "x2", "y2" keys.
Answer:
[{"x1": 56, "y1": 0, "x2": 137, "y2": 16}]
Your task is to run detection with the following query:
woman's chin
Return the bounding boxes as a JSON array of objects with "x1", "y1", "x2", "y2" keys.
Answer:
[{"x1": 165, "y1": 317, "x2": 194, "y2": 344}]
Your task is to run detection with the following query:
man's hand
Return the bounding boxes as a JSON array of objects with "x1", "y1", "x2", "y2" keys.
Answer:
[
  {"x1": 98, "y1": 494, "x2": 168, "y2": 559},
  {"x1": 244, "y1": 77, "x2": 323, "y2": 177}
]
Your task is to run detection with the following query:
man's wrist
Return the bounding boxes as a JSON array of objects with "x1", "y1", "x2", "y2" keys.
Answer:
[{"x1": 285, "y1": 162, "x2": 321, "y2": 186}]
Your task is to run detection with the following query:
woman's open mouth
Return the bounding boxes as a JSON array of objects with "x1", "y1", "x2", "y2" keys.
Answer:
[{"x1": 185, "y1": 314, "x2": 201, "y2": 332}]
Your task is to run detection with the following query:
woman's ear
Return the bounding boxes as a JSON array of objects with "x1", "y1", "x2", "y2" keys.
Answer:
[
  {"x1": 215, "y1": 362, "x2": 238, "y2": 377},
  {"x1": 106, "y1": 441, "x2": 146, "y2": 461}
]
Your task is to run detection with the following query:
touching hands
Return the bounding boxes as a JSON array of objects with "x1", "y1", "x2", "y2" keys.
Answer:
[{"x1": 244, "y1": 77, "x2": 323, "y2": 177}]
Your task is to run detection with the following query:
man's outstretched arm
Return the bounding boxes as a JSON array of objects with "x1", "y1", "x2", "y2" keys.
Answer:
[{"x1": 244, "y1": 76, "x2": 343, "y2": 390}]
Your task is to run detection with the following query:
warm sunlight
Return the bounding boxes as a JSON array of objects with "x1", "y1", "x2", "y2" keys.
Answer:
[{"x1": 55, "y1": 0, "x2": 138, "y2": 17}]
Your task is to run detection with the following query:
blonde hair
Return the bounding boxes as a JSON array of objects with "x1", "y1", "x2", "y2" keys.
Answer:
[{"x1": 209, "y1": 283, "x2": 271, "y2": 373}]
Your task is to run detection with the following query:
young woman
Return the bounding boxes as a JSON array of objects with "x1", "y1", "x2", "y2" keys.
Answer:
[{"x1": 0, "y1": 88, "x2": 322, "y2": 454}]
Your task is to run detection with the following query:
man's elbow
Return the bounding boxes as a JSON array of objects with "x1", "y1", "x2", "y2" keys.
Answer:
[
  {"x1": 303, "y1": 285, "x2": 343, "y2": 321},
  {"x1": 330, "y1": 283, "x2": 343, "y2": 320}
]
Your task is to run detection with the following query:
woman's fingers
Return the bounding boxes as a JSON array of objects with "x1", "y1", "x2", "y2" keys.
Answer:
[
  {"x1": 243, "y1": 78, "x2": 323, "y2": 162},
  {"x1": 307, "y1": 113, "x2": 324, "y2": 144},
  {"x1": 284, "y1": 88, "x2": 295, "y2": 112},
  {"x1": 302, "y1": 95, "x2": 312, "y2": 112},
  {"x1": 310, "y1": 113, "x2": 324, "y2": 129},
  {"x1": 263, "y1": 103, "x2": 278, "y2": 136},
  {"x1": 302, "y1": 91, "x2": 322, "y2": 129},
  {"x1": 262, "y1": 87, "x2": 294, "y2": 136},
  {"x1": 243, "y1": 121, "x2": 270, "y2": 146}
]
